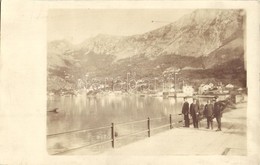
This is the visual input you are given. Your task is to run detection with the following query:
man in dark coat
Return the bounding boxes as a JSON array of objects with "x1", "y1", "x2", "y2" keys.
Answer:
[
  {"x1": 190, "y1": 99, "x2": 200, "y2": 128},
  {"x1": 182, "y1": 97, "x2": 190, "y2": 127},
  {"x1": 213, "y1": 97, "x2": 224, "y2": 131},
  {"x1": 204, "y1": 99, "x2": 214, "y2": 129}
]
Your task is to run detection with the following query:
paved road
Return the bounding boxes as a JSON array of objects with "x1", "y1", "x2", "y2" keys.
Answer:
[{"x1": 102, "y1": 101, "x2": 247, "y2": 156}]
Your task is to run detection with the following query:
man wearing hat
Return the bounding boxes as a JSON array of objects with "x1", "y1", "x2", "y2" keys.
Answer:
[
  {"x1": 204, "y1": 99, "x2": 214, "y2": 129},
  {"x1": 213, "y1": 97, "x2": 224, "y2": 131},
  {"x1": 182, "y1": 97, "x2": 190, "y2": 127},
  {"x1": 190, "y1": 99, "x2": 200, "y2": 128}
]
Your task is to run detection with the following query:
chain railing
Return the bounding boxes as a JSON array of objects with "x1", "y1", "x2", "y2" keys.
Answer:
[{"x1": 47, "y1": 114, "x2": 182, "y2": 155}]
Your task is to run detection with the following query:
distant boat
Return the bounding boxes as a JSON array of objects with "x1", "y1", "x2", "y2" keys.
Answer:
[{"x1": 48, "y1": 108, "x2": 59, "y2": 113}]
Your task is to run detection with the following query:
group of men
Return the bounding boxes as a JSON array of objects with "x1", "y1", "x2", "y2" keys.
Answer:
[{"x1": 182, "y1": 97, "x2": 224, "y2": 131}]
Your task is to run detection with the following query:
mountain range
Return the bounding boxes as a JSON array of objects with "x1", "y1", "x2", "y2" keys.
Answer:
[{"x1": 47, "y1": 9, "x2": 246, "y2": 92}]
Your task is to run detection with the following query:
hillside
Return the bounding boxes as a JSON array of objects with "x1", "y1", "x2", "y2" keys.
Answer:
[
  {"x1": 47, "y1": 9, "x2": 246, "y2": 92},
  {"x1": 78, "y1": 9, "x2": 244, "y2": 59}
]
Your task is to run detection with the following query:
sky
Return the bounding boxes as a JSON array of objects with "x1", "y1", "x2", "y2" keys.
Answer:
[{"x1": 48, "y1": 9, "x2": 194, "y2": 44}]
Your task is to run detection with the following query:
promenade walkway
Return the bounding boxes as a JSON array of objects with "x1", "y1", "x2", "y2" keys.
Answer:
[{"x1": 102, "y1": 101, "x2": 247, "y2": 156}]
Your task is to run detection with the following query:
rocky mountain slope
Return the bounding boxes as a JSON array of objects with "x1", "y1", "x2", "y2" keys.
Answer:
[
  {"x1": 47, "y1": 9, "x2": 246, "y2": 92},
  {"x1": 78, "y1": 9, "x2": 244, "y2": 59}
]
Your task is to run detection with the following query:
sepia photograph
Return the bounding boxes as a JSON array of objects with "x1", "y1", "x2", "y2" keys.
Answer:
[{"x1": 47, "y1": 9, "x2": 247, "y2": 156}]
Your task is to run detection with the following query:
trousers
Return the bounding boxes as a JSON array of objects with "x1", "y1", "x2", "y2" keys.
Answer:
[
  {"x1": 207, "y1": 117, "x2": 213, "y2": 129},
  {"x1": 216, "y1": 116, "x2": 221, "y2": 130},
  {"x1": 184, "y1": 115, "x2": 190, "y2": 127},
  {"x1": 192, "y1": 116, "x2": 198, "y2": 128}
]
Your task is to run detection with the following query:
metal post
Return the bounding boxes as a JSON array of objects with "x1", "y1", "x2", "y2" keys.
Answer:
[
  {"x1": 147, "y1": 117, "x2": 151, "y2": 137},
  {"x1": 174, "y1": 73, "x2": 177, "y2": 91},
  {"x1": 111, "y1": 123, "x2": 115, "y2": 148},
  {"x1": 170, "y1": 114, "x2": 172, "y2": 129}
]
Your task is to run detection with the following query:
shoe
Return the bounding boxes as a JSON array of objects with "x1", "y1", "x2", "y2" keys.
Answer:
[
  {"x1": 216, "y1": 129, "x2": 221, "y2": 131},
  {"x1": 206, "y1": 127, "x2": 209, "y2": 129}
]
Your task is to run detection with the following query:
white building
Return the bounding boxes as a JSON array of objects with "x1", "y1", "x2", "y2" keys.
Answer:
[
  {"x1": 198, "y1": 84, "x2": 213, "y2": 94},
  {"x1": 182, "y1": 85, "x2": 194, "y2": 96},
  {"x1": 208, "y1": 83, "x2": 214, "y2": 88},
  {"x1": 225, "y1": 84, "x2": 234, "y2": 88}
]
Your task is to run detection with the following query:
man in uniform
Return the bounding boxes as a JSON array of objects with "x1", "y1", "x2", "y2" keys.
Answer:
[
  {"x1": 182, "y1": 97, "x2": 190, "y2": 127},
  {"x1": 213, "y1": 97, "x2": 224, "y2": 131},
  {"x1": 190, "y1": 99, "x2": 200, "y2": 128},
  {"x1": 204, "y1": 99, "x2": 214, "y2": 129}
]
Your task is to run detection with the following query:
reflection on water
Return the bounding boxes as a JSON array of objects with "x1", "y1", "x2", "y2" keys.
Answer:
[{"x1": 47, "y1": 94, "x2": 207, "y2": 154}]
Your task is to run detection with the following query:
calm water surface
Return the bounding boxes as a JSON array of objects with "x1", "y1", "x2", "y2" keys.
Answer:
[{"x1": 47, "y1": 94, "x2": 207, "y2": 154}]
